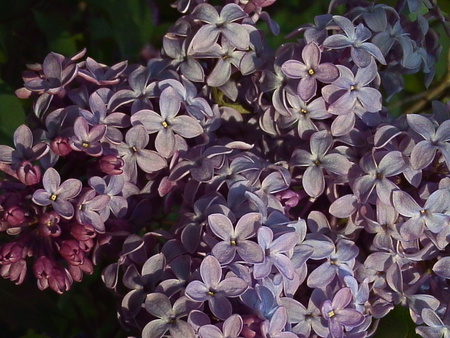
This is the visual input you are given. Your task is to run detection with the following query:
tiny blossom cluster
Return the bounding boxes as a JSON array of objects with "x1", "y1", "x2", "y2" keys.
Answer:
[{"x1": 0, "y1": 0, "x2": 449, "y2": 336}]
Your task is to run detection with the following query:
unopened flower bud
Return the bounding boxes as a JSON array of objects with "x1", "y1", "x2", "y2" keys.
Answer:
[
  {"x1": 99, "y1": 154, "x2": 124, "y2": 175},
  {"x1": 17, "y1": 160, "x2": 42, "y2": 185},
  {"x1": 3, "y1": 206, "x2": 26, "y2": 226},
  {"x1": 50, "y1": 136, "x2": 72, "y2": 156},
  {"x1": 0, "y1": 242, "x2": 25, "y2": 263}
]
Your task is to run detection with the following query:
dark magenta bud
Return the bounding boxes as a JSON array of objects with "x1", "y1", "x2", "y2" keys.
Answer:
[
  {"x1": 50, "y1": 136, "x2": 72, "y2": 156},
  {"x1": 99, "y1": 154, "x2": 124, "y2": 175},
  {"x1": 17, "y1": 160, "x2": 42, "y2": 185},
  {"x1": 3, "y1": 206, "x2": 26, "y2": 226}
]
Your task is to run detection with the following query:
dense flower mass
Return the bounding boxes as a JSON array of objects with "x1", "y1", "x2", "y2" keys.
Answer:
[{"x1": 0, "y1": 0, "x2": 450, "y2": 336}]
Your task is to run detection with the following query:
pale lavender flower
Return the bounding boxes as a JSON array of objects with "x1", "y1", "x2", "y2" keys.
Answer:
[
  {"x1": 322, "y1": 60, "x2": 382, "y2": 116},
  {"x1": 70, "y1": 116, "x2": 106, "y2": 157},
  {"x1": 189, "y1": 3, "x2": 249, "y2": 52},
  {"x1": 198, "y1": 314, "x2": 243, "y2": 338},
  {"x1": 185, "y1": 255, "x2": 248, "y2": 320},
  {"x1": 142, "y1": 293, "x2": 198, "y2": 338},
  {"x1": 261, "y1": 306, "x2": 298, "y2": 338},
  {"x1": 253, "y1": 226, "x2": 300, "y2": 280},
  {"x1": 75, "y1": 189, "x2": 111, "y2": 233},
  {"x1": 32, "y1": 167, "x2": 82, "y2": 219},
  {"x1": 208, "y1": 212, "x2": 264, "y2": 264},
  {"x1": 281, "y1": 42, "x2": 339, "y2": 101},
  {"x1": 407, "y1": 113, "x2": 450, "y2": 170},
  {"x1": 392, "y1": 189, "x2": 449, "y2": 240},
  {"x1": 321, "y1": 288, "x2": 365, "y2": 338},
  {"x1": 131, "y1": 86, "x2": 203, "y2": 158},
  {"x1": 290, "y1": 130, "x2": 352, "y2": 197},
  {"x1": 323, "y1": 15, "x2": 386, "y2": 67}
]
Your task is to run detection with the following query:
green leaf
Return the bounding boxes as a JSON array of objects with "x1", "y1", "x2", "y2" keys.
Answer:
[
  {"x1": 0, "y1": 80, "x2": 25, "y2": 146},
  {"x1": 374, "y1": 306, "x2": 420, "y2": 338}
]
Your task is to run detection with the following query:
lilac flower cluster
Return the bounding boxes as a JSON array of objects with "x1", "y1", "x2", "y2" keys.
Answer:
[{"x1": 0, "y1": 0, "x2": 449, "y2": 336}]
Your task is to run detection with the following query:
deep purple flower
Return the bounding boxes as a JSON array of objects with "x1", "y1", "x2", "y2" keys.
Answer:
[
  {"x1": 185, "y1": 255, "x2": 248, "y2": 320},
  {"x1": 32, "y1": 167, "x2": 82, "y2": 219},
  {"x1": 321, "y1": 288, "x2": 365, "y2": 338},
  {"x1": 282, "y1": 42, "x2": 339, "y2": 101}
]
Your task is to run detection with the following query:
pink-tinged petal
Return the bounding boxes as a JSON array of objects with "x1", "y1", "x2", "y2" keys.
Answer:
[
  {"x1": 200, "y1": 255, "x2": 222, "y2": 287},
  {"x1": 198, "y1": 325, "x2": 223, "y2": 338},
  {"x1": 303, "y1": 42, "x2": 321, "y2": 68},
  {"x1": 169, "y1": 320, "x2": 195, "y2": 338},
  {"x1": 257, "y1": 226, "x2": 273, "y2": 249},
  {"x1": 88, "y1": 124, "x2": 107, "y2": 143},
  {"x1": 58, "y1": 178, "x2": 82, "y2": 200},
  {"x1": 271, "y1": 232, "x2": 300, "y2": 253},
  {"x1": 269, "y1": 306, "x2": 289, "y2": 334},
  {"x1": 290, "y1": 148, "x2": 312, "y2": 167},
  {"x1": 190, "y1": 25, "x2": 220, "y2": 52},
  {"x1": 14, "y1": 125, "x2": 33, "y2": 148},
  {"x1": 222, "y1": 23, "x2": 250, "y2": 50},
  {"x1": 331, "y1": 113, "x2": 355, "y2": 137},
  {"x1": 282, "y1": 60, "x2": 308, "y2": 79},
  {"x1": 399, "y1": 217, "x2": 424, "y2": 241},
  {"x1": 323, "y1": 34, "x2": 352, "y2": 49},
  {"x1": 207, "y1": 58, "x2": 232, "y2": 87},
  {"x1": 212, "y1": 242, "x2": 236, "y2": 264},
  {"x1": 42, "y1": 52, "x2": 62, "y2": 79},
  {"x1": 315, "y1": 63, "x2": 340, "y2": 83},
  {"x1": 208, "y1": 213, "x2": 234, "y2": 240},
  {"x1": 131, "y1": 109, "x2": 164, "y2": 133},
  {"x1": 307, "y1": 262, "x2": 336, "y2": 288},
  {"x1": 53, "y1": 200, "x2": 75, "y2": 219},
  {"x1": 73, "y1": 116, "x2": 90, "y2": 141},
  {"x1": 142, "y1": 319, "x2": 168, "y2": 338},
  {"x1": 329, "y1": 194, "x2": 358, "y2": 218},
  {"x1": 298, "y1": 76, "x2": 317, "y2": 102},
  {"x1": 209, "y1": 296, "x2": 232, "y2": 320},
  {"x1": 155, "y1": 128, "x2": 176, "y2": 158},
  {"x1": 331, "y1": 288, "x2": 352, "y2": 309},
  {"x1": 410, "y1": 140, "x2": 436, "y2": 170},
  {"x1": 145, "y1": 293, "x2": 173, "y2": 319},
  {"x1": 220, "y1": 3, "x2": 247, "y2": 22},
  {"x1": 379, "y1": 151, "x2": 407, "y2": 177},
  {"x1": 32, "y1": 189, "x2": 52, "y2": 206},
  {"x1": 392, "y1": 190, "x2": 421, "y2": 217},
  {"x1": 375, "y1": 178, "x2": 398, "y2": 205},
  {"x1": 406, "y1": 114, "x2": 435, "y2": 140},
  {"x1": 310, "y1": 130, "x2": 332, "y2": 157},
  {"x1": 253, "y1": 258, "x2": 272, "y2": 280},
  {"x1": 170, "y1": 116, "x2": 203, "y2": 138},
  {"x1": 216, "y1": 276, "x2": 248, "y2": 297},
  {"x1": 272, "y1": 253, "x2": 296, "y2": 279},
  {"x1": 160, "y1": 87, "x2": 181, "y2": 120},
  {"x1": 235, "y1": 212, "x2": 261, "y2": 239},
  {"x1": 321, "y1": 153, "x2": 352, "y2": 175},
  {"x1": 303, "y1": 165, "x2": 325, "y2": 198},
  {"x1": 0, "y1": 145, "x2": 13, "y2": 163},
  {"x1": 185, "y1": 280, "x2": 209, "y2": 302},
  {"x1": 43, "y1": 167, "x2": 61, "y2": 193},
  {"x1": 192, "y1": 3, "x2": 219, "y2": 23},
  {"x1": 223, "y1": 314, "x2": 243, "y2": 337},
  {"x1": 336, "y1": 309, "x2": 364, "y2": 326},
  {"x1": 136, "y1": 149, "x2": 167, "y2": 173},
  {"x1": 126, "y1": 125, "x2": 150, "y2": 149},
  {"x1": 236, "y1": 240, "x2": 264, "y2": 263},
  {"x1": 357, "y1": 87, "x2": 382, "y2": 112},
  {"x1": 433, "y1": 257, "x2": 450, "y2": 279}
]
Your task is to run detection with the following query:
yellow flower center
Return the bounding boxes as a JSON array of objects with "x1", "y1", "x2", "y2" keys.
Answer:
[
  {"x1": 50, "y1": 194, "x2": 58, "y2": 201},
  {"x1": 82, "y1": 142, "x2": 90, "y2": 148},
  {"x1": 308, "y1": 68, "x2": 315, "y2": 75},
  {"x1": 328, "y1": 310, "x2": 335, "y2": 317},
  {"x1": 161, "y1": 121, "x2": 169, "y2": 128}
]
